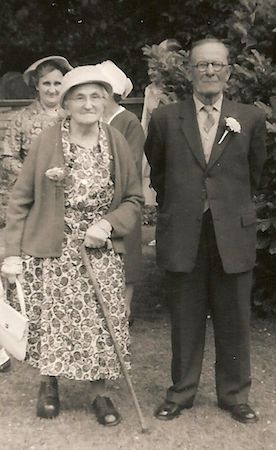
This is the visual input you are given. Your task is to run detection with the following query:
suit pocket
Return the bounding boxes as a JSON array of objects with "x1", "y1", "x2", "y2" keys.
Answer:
[{"x1": 241, "y1": 211, "x2": 257, "y2": 227}]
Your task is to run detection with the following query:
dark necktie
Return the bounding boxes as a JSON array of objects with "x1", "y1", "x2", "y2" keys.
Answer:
[{"x1": 203, "y1": 105, "x2": 215, "y2": 133}]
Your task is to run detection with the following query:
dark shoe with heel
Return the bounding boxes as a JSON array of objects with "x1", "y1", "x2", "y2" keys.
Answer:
[
  {"x1": 93, "y1": 395, "x2": 121, "y2": 426},
  {"x1": 154, "y1": 400, "x2": 193, "y2": 421},
  {"x1": 219, "y1": 403, "x2": 258, "y2": 424},
  {"x1": 37, "y1": 377, "x2": 60, "y2": 419}
]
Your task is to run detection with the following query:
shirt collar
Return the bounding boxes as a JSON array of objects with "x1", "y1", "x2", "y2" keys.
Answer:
[
  {"x1": 106, "y1": 105, "x2": 125, "y2": 124},
  {"x1": 193, "y1": 94, "x2": 223, "y2": 114}
]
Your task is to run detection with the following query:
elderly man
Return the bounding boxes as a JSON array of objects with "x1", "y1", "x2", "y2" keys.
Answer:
[{"x1": 145, "y1": 38, "x2": 266, "y2": 423}]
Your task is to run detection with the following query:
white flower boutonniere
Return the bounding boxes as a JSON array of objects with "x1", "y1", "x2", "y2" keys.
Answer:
[
  {"x1": 45, "y1": 167, "x2": 66, "y2": 182},
  {"x1": 218, "y1": 117, "x2": 241, "y2": 144}
]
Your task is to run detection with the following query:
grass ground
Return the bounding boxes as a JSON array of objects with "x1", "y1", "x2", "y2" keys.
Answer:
[{"x1": 0, "y1": 226, "x2": 276, "y2": 450}]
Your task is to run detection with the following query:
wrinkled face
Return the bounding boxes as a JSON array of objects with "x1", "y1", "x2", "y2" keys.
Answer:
[
  {"x1": 188, "y1": 42, "x2": 231, "y2": 103},
  {"x1": 64, "y1": 83, "x2": 107, "y2": 126},
  {"x1": 37, "y1": 69, "x2": 63, "y2": 108}
]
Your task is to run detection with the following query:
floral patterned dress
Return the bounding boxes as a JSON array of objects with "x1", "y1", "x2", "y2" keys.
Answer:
[
  {"x1": 15, "y1": 119, "x2": 130, "y2": 381},
  {"x1": 0, "y1": 100, "x2": 61, "y2": 224},
  {"x1": 1, "y1": 99, "x2": 60, "y2": 175}
]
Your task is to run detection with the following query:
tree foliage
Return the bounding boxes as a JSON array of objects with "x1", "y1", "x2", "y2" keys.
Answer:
[
  {"x1": 0, "y1": 0, "x2": 233, "y2": 94},
  {"x1": 224, "y1": 0, "x2": 276, "y2": 317}
]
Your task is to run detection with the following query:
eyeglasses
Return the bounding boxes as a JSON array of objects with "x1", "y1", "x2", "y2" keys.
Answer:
[
  {"x1": 191, "y1": 62, "x2": 229, "y2": 72},
  {"x1": 68, "y1": 94, "x2": 106, "y2": 104}
]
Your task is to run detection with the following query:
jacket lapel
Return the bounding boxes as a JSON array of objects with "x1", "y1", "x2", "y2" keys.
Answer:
[
  {"x1": 207, "y1": 98, "x2": 239, "y2": 171},
  {"x1": 179, "y1": 98, "x2": 206, "y2": 170}
]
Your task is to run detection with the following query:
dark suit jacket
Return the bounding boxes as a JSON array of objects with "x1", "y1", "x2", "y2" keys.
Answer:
[{"x1": 145, "y1": 96, "x2": 267, "y2": 273}]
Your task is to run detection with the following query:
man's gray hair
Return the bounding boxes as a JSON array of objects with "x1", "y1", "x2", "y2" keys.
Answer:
[{"x1": 189, "y1": 38, "x2": 230, "y2": 61}]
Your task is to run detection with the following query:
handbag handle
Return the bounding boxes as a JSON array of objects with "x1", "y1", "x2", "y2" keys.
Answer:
[{"x1": 0, "y1": 277, "x2": 27, "y2": 318}]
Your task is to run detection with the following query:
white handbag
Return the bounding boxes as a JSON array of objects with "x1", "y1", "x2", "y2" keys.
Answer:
[{"x1": 0, "y1": 277, "x2": 29, "y2": 361}]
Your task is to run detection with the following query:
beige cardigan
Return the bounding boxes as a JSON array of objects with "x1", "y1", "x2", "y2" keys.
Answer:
[{"x1": 5, "y1": 122, "x2": 144, "y2": 257}]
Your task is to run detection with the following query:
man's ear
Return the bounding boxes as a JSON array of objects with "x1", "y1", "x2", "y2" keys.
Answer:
[
  {"x1": 225, "y1": 65, "x2": 232, "y2": 82},
  {"x1": 186, "y1": 65, "x2": 193, "y2": 82}
]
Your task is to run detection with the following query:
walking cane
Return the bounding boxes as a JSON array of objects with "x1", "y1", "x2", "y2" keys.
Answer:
[{"x1": 80, "y1": 243, "x2": 149, "y2": 433}]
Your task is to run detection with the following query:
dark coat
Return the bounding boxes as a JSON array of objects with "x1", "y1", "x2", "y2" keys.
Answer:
[
  {"x1": 145, "y1": 96, "x2": 267, "y2": 274},
  {"x1": 110, "y1": 109, "x2": 145, "y2": 283}
]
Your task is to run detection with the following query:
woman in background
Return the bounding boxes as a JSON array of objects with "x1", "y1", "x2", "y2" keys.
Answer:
[
  {"x1": 141, "y1": 39, "x2": 182, "y2": 206},
  {"x1": 0, "y1": 55, "x2": 72, "y2": 372},
  {"x1": 1, "y1": 55, "x2": 72, "y2": 181},
  {"x1": 99, "y1": 60, "x2": 144, "y2": 324}
]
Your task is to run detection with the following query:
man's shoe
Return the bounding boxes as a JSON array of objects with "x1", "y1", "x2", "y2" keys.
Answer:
[
  {"x1": 219, "y1": 403, "x2": 258, "y2": 424},
  {"x1": 0, "y1": 358, "x2": 11, "y2": 373},
  {"x1": 37, "y1": 377, "x2": 60, "y2": 419},
  {"x1": 154, "y1": 400, "x2": 193, "y2": 421}
]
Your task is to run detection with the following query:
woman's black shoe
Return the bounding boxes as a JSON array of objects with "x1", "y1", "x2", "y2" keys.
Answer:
[
  {"x1": 37, "y1": 377, "x2": 60, "y2": 419},
  {"x1": 93, "y1": 395, "x2": 121, "y2": 426}
]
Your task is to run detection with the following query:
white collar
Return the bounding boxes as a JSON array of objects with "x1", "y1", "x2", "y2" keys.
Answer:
[
  {"x1": 193, "y1": 94, "x2": 223, "y2": 114},
  {"x1": 106, "y1": 105, "x2": 125, "y2": 124}
]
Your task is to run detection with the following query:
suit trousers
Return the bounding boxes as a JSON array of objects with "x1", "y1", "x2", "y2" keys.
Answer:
[{"x1": 165, "y1": 209, "x2": 252, "y2": 407}]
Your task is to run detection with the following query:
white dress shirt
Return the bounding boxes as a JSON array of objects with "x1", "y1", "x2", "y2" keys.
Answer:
[
  {"x1": 193, "y1": 95, "x2": 223, "y2": 163},
  {"x1": 193, "y1": 95, "x2": 223, "y2": 211}
]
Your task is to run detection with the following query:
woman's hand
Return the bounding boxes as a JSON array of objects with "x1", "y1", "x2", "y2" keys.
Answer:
[
  {"x1": 1, "y1": 256, "x2": 23, "y2": 283},
  {"x1": 84, "y1": 219, "x2": 112, "y2": 249}
]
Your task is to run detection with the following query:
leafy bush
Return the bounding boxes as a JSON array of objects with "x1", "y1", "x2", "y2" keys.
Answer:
[
  {"x1": 142, "y1": 205, "x2": 157, "y2": 226},
  {"x1": 141, "y1": 43, "x2": 190, "y2": 101},
  {"x1": 224, "y1": 0, "x2": 276, "y2": 316},
  {"x1": 0, "y1": 0, "x2": 233, "y2": 94}
]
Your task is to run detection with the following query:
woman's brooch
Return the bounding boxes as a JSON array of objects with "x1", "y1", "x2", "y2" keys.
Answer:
[{"x1": 45, "y1": 167, "x2": 66, "y2": 182}]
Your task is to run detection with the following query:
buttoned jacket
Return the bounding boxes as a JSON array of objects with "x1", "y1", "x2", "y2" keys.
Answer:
[
  {"x1": 5, "y1": 122, "x2": 143, "y2": 258},
  {"x1": 145, "y1": 96, "x2": 267, "y2": 273}
]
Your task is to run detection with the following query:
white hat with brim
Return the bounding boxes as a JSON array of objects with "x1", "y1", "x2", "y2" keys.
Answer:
[
  {"x1": 59, "y1": 65, "x2": 113, "y2": 107},
  {"x1": 23, "y1": 56, "x2": 73, "y2": 86},
  {"x1": 97, "y1": 60, "x2": 133, "y2": 99}
]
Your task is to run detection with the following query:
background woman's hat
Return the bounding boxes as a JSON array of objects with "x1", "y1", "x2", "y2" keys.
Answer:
[
  {"x1": 23, "y1": 56, "x2": 73, "y2": 86},
  {"x1": 97, "y1": 60, "x2": 133, "y2": 99},
  {"x1": 59, "y1": 65, "x2": 113, "y2": 106}
]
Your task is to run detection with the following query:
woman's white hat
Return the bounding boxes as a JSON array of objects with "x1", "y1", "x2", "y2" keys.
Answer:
[
  {"x1": 23, "y1": 56, "x2": 73, "y2": 86},
  {"x1": 59, "y1": 65, "x2": 113, "y2": 106},
  {"x1": 97, "y1": 60, "x2": 133, "y2": 98}
]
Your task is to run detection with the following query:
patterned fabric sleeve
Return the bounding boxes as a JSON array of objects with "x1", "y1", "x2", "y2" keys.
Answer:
[
  {"x1": 2, "y1": 109, "x2": 24, "y2": 159},
  {"x1": 1, "y1": 109, "x2": 25, "y2": 178}
]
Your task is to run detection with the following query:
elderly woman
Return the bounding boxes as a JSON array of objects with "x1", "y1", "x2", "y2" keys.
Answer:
[
  {"x1": 98, "y1": 60, "x2": 144, "y2": 324},
  {"x1": 1, "y1": 66, "x2": 143, "y2": 426}
]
